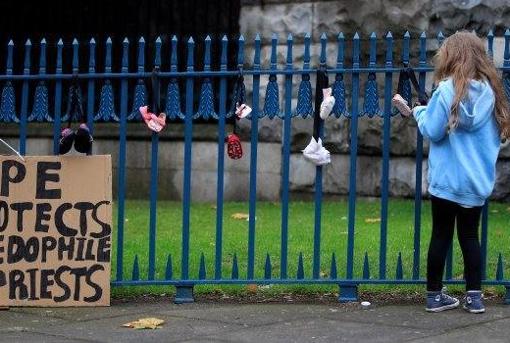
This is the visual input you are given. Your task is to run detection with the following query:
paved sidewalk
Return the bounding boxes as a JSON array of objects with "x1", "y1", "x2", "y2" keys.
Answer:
[{"x1": 1, "y1": 299, "x2": 510, "y2": 342}]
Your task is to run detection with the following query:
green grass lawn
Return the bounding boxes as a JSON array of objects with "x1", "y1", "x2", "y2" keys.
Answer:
[{"x1": 111, "y1": 199, "x2": 510, "y2": 298}]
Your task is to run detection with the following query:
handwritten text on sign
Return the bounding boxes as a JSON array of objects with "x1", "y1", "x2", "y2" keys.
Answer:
[{"x1": 0, "y1": 155, "x2": 112, "y2": 307}]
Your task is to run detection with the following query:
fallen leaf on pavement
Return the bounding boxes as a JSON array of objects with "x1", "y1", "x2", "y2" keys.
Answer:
[
  {"x1": 123, "y1": 317, "x2": 165, "y2": 329},
  {"x1": 231, "y1": 213, "x2": 249, "y2": 220}
]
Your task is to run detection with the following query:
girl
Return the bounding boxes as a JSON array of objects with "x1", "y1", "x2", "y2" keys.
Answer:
[{"x1": 396, "y1": 31, "x2": 510, "y2": 313}]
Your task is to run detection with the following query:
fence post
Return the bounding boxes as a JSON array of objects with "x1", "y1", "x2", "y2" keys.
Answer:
[
  {"x1": 340, "y1": 32, "x2": 361, "y2": 303},
  {"x1": 116, "y1": 37, "x2": 129, "y2": 282},
  {"x1": 175, "y1": 36, "x2": 196, "y2": 304},
  {"x1": 247, "y1": 34, "x2": 261, "y2": 281},
  {"x1": 380, "y1": 31, "x2": 393, "y2": 280},
  {"x1": 215, "y1": 35, "x2": 228, "y2": 280},
  {"x1": 19, "y1": 39, "x2": 31, "y2": 155},
  {"x1": 312, "y1": 33, "x2": 327, "y2": 280}
]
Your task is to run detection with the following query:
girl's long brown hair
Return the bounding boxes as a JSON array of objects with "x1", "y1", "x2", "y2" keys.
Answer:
[{"x1": 434, "y1": 31, "x2": 510, "y2": 139}]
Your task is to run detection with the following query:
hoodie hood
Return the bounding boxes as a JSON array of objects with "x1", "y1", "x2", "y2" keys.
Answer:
[{"x1": 457, "y1": 79, "x2": 495, "y2": 131}]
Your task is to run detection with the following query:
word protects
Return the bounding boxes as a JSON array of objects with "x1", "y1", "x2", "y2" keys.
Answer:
[{"x1": 0, "y1": 155, "x2": 112, "y2": 307}]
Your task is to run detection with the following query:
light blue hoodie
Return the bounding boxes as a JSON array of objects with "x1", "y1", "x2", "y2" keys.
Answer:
[{"x1": 413, "y1": 78, "x2": 501, "y2": 207}]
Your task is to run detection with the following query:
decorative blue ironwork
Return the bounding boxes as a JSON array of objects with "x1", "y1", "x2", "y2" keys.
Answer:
[
  {"x1": 28, "y1": 82, "x2": 50, "y2": 122},
  {"x1": 296, "y1": 75, "x2": 312, "y2": 118},
  {"x1": 392, "y1": 31, "x2": 412, "y2": 116},
  {"x1": 1, "y1": 82, "x2": 17, "y2": 123},
  {"x1": 166, "y1": 36, "x2": 184, "y2": 120},
  {"x1": 127, "y1": 37, "x2": 146, "y2": 121},
  {"x1": 5, "y1": 32, "x2": 510, "y2": 304},
  {"x1": 95, "y1": 38, "x2": 119, "y2": 122},
  {"x1": 195, "y1": 36, "x2": 217, "y2": 120},
  {"x1": 263, "y1": 34, "x2": 280, "y2": 119},
  {"x1": 362, "y1": 32, "x2": 380, "y2": 117},
  {"x1": 332, "y1": 33, "x2": 347, "y2": 117},
  {"x1": 196, "y1": 80, "x2": 217, "y2": 120},
  {"x1": 166, "y1": 79, "x2": 184, "y2": 120},
  {"x1": 95, "y1": 80, "x2": 119, "y2": 122},
  {"x1": 362, "y1": 73, "x2": 380, "y2": 117},
  {"x1": 28, "y1": 38, "x2": 51, "y2": 122},
  {"x1": 62, "y1": 81, "x2": 84, "y2": 122},
  {"x1": 228, "y1": 74, "x2": 246, "y2": 118},
  {"x1": 332, "y1": 75, "x2": 346, "y2": 118},
  {"x1": 263, "y1": 74, "x2": 279, "y2": 119},
  {"x1": 128, "y1": 80, "x2": 147, "y2": 121},
  {"x1": 295, "y1": 33, "x2": 312, "y2": 118},
  {"x1": 400, "y1": 77, "x2": 412, "y2": 110}
]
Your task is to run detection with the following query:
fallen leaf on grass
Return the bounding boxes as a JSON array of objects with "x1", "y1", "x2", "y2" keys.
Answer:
[
  {"x1": 246, "y1": 284, "x2": 258, "y2": 294},
  {"x1": 123, "y1": 317, "x2": 165, "y2": 329},
  {"x1": 231, "y1": 213, "x2": 249, "y2": 220},
  {"x1": 364, "y1": 217, "x2": 381, "y2": 223}
]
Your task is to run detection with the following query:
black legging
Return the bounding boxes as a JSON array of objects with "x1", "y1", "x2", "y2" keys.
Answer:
[{"x1": 427, "y1": 196, "x2": 483, "y2": 291}]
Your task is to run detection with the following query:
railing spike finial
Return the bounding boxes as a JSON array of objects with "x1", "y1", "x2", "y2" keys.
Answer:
[
  {"x1": 165, "y1": 254, "x2": 173, "y2": 280},
  {"x1": 330, "y1": 253, "x2": 337, "y2": 279},
  {"x1": 396, "y1": 252, "x2": 403, "y2": 280},
  {"x1": 264, "y1": 253, "x2": 272, "y2": 279},
  {"x1": 297, "y1": 253, "x2": 305, "y2": 280},
  {"x1": 132, "y1": 255, "x2": 140, "y2": 281},
  {"x1": 496, "y1": 253, "x2": 504, "y2": 281},
  {"x1": 231, "y1": 253, "x2": 239, "y2": 279},
  {"x1": 363, "y1": 252, "x2": 370, "y2": 279},
  {"x1": 198, "y1": 253, "x2": 206, "y2": 280}
]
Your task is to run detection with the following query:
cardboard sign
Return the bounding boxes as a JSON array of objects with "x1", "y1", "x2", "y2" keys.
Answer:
[{"x1": 0, "y1": 155, "x2": 112, "y2": 307}]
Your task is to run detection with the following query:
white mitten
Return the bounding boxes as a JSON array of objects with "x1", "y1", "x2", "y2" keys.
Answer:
[{"x1": 320, "y1": 88, "x2": 336, "y2": 120}]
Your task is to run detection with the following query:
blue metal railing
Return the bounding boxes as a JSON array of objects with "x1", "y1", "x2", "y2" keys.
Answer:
[{"x1": 2, "y1": 31, "x2": 510, "y2": 303}]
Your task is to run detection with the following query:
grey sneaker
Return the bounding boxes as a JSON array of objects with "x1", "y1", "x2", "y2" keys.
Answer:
[
  {"x1": 426, "y1": 289, "x2": 460, "y2": 312},
  {"x1": 463, "y1": 290, "x2": 485, "y2": 314}
]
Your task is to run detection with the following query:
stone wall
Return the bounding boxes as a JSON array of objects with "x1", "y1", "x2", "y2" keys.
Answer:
[
  {"x1": 235, "y1": 0, "x2": 510, "y2": 202},
  {"x1": 240, "y1": 0, "x2": 510, "y2": 40},
  {"x1": 2, "y1": 118, "x2": 509, "y2": 202}
]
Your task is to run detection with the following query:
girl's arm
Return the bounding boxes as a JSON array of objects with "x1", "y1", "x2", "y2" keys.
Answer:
[{"x1": 412, "y1": 86, "x2": 450, "y2": 142}]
